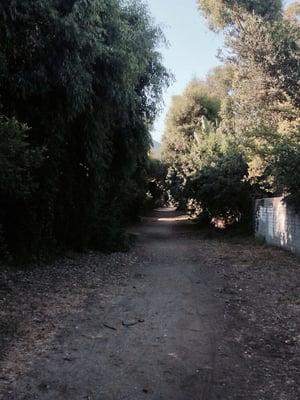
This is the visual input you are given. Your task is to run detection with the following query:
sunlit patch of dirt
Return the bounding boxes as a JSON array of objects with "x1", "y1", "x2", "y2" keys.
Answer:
[{"x1": 157, "y1": 215, "x2": 190, "y2": 222}]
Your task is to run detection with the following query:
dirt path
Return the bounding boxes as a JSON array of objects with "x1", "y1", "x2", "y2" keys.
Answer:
[{"x1": 0, "y1": 209, "x2": 299, "y2": 399}]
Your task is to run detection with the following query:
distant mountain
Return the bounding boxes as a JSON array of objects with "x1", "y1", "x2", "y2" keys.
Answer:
[
  {"x1": 150, "y1": 139, "x2": 161, "y2": 159},
  {"x1": 152, "y1": 140, "x2": 161, "y2": 150}
]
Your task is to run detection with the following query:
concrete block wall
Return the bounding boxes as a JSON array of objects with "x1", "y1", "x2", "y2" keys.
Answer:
[{"x1": 255, "y1": 197, "x2": 300, "y2": 256}]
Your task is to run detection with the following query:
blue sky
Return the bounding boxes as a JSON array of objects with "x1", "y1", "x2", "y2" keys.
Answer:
[
  {"x1": 146, "y1": 0, "x2": 295, "y2": 142},
  {"x1": 146, "y1": 0, "x2": 223, "y2": 142}
]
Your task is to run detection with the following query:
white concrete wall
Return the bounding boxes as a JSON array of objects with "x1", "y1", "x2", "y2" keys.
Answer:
[{"x1": 255, "y1": 197, "x2": 300, "y2": 256}]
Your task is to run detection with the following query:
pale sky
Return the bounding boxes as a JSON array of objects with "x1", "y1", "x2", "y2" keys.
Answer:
[
  {"x1": 147, "y1": 0, "x2": 295, "y2": 142},
  {"x1": 146, "y1": 0, "x2": 223, "y2": 142}
]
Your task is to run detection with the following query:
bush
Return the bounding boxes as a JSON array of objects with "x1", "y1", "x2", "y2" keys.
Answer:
[
  {"x1": 189, "y1": 149, "x2": 252, "y2": 225},
  {"x1": 0, "y1": 116, "x2": 43, "y2": 199},
  {"x1": 145, "y1": 158, "x2": 168, "y2": 209},
  {"x1": 272, "y1": 140, "x2": 300, "y2": 208}
]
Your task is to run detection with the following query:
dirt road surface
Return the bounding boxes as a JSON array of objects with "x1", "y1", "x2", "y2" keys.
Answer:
[{"x1": 0, "y1": 208, "x2": 299, "y2": 399}]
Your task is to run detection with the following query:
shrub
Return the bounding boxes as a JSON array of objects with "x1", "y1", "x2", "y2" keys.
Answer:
[{"x1": 189, "y1": 148, "x2": 252, "y2": 225}]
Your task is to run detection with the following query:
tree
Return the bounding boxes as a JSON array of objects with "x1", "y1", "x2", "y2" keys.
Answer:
[
  {"x1": 205, "y1": 64, "x2": 235, "y2": 100},
  {"x1": 189, "y1": 147, "x2": 251, "y2": 224},
  {"x1": 221, "y1": 11, "x2": 300, "y2": 193},
  {"x1": 146, "y1": 158, "x2": 168, "y2": 208},
  {"x1": 272, "y1": 139, "x2": 300, "y2": 207},
  {"x1": 227, "y1": 14, "x2": 300, "y2": 108},
  {"x1": 163, "y1": 0, "x2": 299, "y2": 222},
  {"x1": 197, "y1": 0, "x2": 282, "y2": 29},
  {"x1": 285, "y1": 1, "x2": 300, "y2": 21},
  {"x1": 162, "y1": 81, "x2": 220, "y2": 168},
  {"x1": 0, "y1": 117, "x2": 43, "y2": 200},
  {"x1": 0, "y1": 0, "x2": 169, "y2": 258},
  {"x1": 162, "y1": 82, "x2": 252, "y2": 223},
  {"x1": 161, "y1": 81, "x2": 221, "y2": 208},
  {"x1": 196, "y1": 0, "x2": 300, "y2": 211}
]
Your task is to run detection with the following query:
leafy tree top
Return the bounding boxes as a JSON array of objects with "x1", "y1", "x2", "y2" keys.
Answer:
[{"x1": 198, "y1": 0, "x2": 282, "y2": 29}]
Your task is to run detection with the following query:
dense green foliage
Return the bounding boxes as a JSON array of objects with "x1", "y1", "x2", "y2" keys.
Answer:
[
  {"x1": 145, "y1": 158, "x2": 168, "y2": 209},
  {"x1": 272, "y1": 140, "x2": 300, "y2": 207},
  {"x1": 162, "y1": 0, "x2": 300, "y2": 226},
  {"x1": 162, "y1": 80, "x2": 221, "y2": 209},
  {"x1": 227, "y1": 14, "x2": 300, "y2": 107},
  {"x1": 162, "y1": 93, "x2": 251, "y2": 220},
  {"x1": 222, "y1": 9, "x2": 300, "y2": 195},
  {"x1": 0, "y1": 117, "x2": 43, "y2": 199},
  {"x1": 189, "y1": 149, "x2": 251, "y2": 224},
  {"x1": 0, "y1": 0, "x2": 169, "y2": 259},
  {"x1": 198, "y1": 0, "x2": 282, "y2": 29}
]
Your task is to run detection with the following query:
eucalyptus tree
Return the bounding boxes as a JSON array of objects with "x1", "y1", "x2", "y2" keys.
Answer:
[
  {"x1": 197, "y1": 0, "x2": 282, "y2": 29},
  {"x1": 198, "y1": 0, "x2": 300, "y2": 202}
]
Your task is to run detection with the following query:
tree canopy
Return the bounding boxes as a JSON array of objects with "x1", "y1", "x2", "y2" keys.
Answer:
[
  {"x1": 0, "y1": 0, "x2": 169, "y2": 259},
  {"x1": 162, "y1": 0, "x2": 300, "y2": 225},
  {"x1": 197, "y1": 0, "x2": 282, "y2": 29}
]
